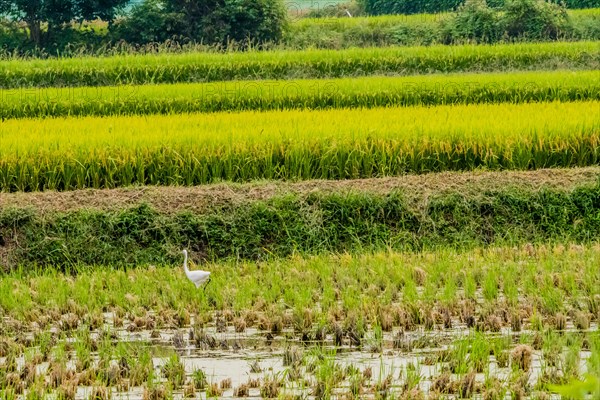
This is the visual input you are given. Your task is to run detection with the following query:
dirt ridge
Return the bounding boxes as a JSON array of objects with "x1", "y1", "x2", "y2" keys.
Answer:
[{"x1": 2, "y1": 167, "x2": 598, "y2": 214}]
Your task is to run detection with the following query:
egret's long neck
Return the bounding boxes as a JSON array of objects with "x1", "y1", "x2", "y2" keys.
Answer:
[{"x1": 183, "y1": 251, "x2": 190, "y2": 274}]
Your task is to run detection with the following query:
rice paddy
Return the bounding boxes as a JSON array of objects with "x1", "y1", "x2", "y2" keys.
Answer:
[
  {"x1": 0, "y1": 6, "x2": 599, "y2": 399},
  {"x1": 2, "y1": 41, "x2": 597, "y2": 88},
  {"x1": 0, "y1": 101, "x2": 598, "y2": 191},
  {"x1": 1, "y1": 70, "x2": 599, "y2": 119},
  {"x1": 1, "y1": 246, "x2": 599, "y2": 399}
]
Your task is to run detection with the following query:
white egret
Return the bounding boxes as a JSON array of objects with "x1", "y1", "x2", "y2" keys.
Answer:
[{"x1": 182, "y1": 249, "x2": 211, "y2": 290}]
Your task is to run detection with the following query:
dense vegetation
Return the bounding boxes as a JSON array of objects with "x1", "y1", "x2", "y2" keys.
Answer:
[
  {"x1": 1, "y1": 41, "x2": 597, "y2": 88},
  {"x1": 362, "y1": 0, "x2": 600, "y2": 15},
  {"x1": 1, "y1": 175, "x2": 599, "y2": 268},
  {"x1": 0, "y1": 101, "x2": 598, "y2": 191},
  {"x1": 0, "y1": 0, "x2": 599, "y2": 53},
  {"x1": 0, "y1": 1, "x2": 598, "y2": 398},
  {"x1": 1, "y1": 70, "x2": 598, "y2": 119},
  {"x1": 289, "y1": 8, "x2": 600, "y2": 49}
]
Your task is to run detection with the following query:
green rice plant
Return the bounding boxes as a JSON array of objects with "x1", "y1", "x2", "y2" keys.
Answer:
[
  {"x1": 471, "y1": 333, "x2": 492, "y2": 373},
  {"x1": 129, "y1": 345, "x2": 154, "y2": 386},
  {"x1": 0, "y1": 100, "x2": 598, "y2": 191},
  {"x1": 0, "y1": 70, "x2": 598, "y2": 119},
  {"x1": 464, "y1": 273, "x2": 477, "y2": 301},
  {"x1": 483, "y1": 269, "x2": 499, "y2": 302},
  {"x1": 402, "y1": 361, "x2": 422, "y2": 390},
  {"x1": 490, "y1": 336, "x2": 512, "y2": 368},
  {"x1": 162, "y1": 353, "x2": 186, "y2": 387},
  {"x1": 0, "y1": 41, "x2": 597, "y2": 88}
]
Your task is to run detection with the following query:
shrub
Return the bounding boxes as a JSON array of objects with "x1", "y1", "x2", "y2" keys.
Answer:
[
  {"x1": 501, "y1": 0, "x2": 571, "y2": 40},
  {"x1": 110, "y1": 0, "x2": 187, "y2": 44},
  {"x1": 361, "y1": 0, "x2": 462, "y2": 15},
  {"x1": 112, "y1": 0, "x2": 288, "y2": 47},
  {"x1": 443, "y1": 0, "x2": 500, "y2": 43},
  {"x1": 0, "y1": 19, "x2": 27, "y2": 53},
  {"x1": 361, "y1": 0, "x2": 599, "y2": 15},
  {"x1": 305, "y1": 1, "x2": 366, "y2": 18}
]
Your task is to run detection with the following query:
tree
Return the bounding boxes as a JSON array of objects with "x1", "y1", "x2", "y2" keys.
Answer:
[
  {"x1": 445, "y1": 0, "x2": 500, "y2": 44},
  {"x1": 501, "y1": 0, "x2": 571, "y2": 40},
  {"x1": 112, "y1": 0, "x2": 288, "y2": 47},
  {"x1": 0, "y1": 0, "x2": 129, "y2": 47}
]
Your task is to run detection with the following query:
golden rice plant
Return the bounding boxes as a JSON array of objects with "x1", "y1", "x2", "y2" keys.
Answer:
[{"x1": 0, "y1": 101, "x2": 597, "y2": 191}]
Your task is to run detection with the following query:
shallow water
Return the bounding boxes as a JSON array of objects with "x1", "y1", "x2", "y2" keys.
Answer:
[{"x1": 6, "y1": 322, "x2": 595, "y2": 400}]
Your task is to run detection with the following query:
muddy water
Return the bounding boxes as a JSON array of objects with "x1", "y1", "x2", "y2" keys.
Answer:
[
  {"x1": 5, "y1": 311, "x2": 598, "y2": 400},
  {"x1": 10, "y1": 321, "x2": 593, "y2": 400}
]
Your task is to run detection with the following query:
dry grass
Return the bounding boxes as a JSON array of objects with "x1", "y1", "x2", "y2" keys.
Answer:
[{"x1": 0, "y1": 167, "x2": 596, "y2": 215}]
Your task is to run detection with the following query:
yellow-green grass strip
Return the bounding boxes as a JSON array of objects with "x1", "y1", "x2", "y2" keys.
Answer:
[
  {"x1": 295, "y1": 8, "x2": 598, "y2": 28},
  {"x1": 1, "y1": 41, "x2": 598, "y2": 88},
  {"x1": 0, "y1": 70, "x2": 598, "y2": 119},
  {"x1": 0, "y1": 101, "x2": 598, "y2": 191}
]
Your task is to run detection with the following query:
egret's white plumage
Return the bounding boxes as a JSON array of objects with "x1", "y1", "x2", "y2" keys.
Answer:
[{"x1": 182, "y1": 249, "x2": 211, "y2": 288}]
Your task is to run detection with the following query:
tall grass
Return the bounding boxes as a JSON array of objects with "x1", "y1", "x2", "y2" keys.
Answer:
[
  {"x1": 1, "y1": 42, "x2": 597, "y2": 88},
  {"x1": 0, "y1": 101, "x2": 597, "y2": 191},
  {"x1": 2, "y1": 184, "x2": 600, "y2": 268},
  {"x1": 286, "y1": 10, "x2": 600, "y2": 48},
  {"x1": 0, "y1": 70, "x2": 598, "y2": 119}
]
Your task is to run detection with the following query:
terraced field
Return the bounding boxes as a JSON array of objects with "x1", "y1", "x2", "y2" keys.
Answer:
[{"x1": 0, "y1": 17, "x2": 599, "y2": 400}]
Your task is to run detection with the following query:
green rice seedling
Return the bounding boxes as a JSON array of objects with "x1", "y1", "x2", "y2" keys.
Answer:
[
  {"x1": 530, "y1": 311, "x2": 545, "y2": 332},
  {"x1": 491, "y1": 336, "x2": 512, "y2": 369},
  {"x1": 401, "y1": 361, "x2": 422, "y2": 392},
  {"x1": 471, "y1": 333, "x2": 492, "y2": 373},
  {"x1": 561, "y1": 339, "x2": 582, "y2": 382},
  {"x1": 463, "y1": 272, "x2": 477, "y2": 301},
  {"x1": 450, "y1": 336, "x2": 471, "y2": 375},
  {"x1": 161, "y1": 353, "x2": 186, "y2": 387},
  {"x1": 128, "y1": 345, "x2": 153, "y2": 386},
  {"x1": 311, "y1": 349, "x2": 344, "y2": 399},
  {"x1": 192, "y1": 368, "x2": 208, "y2": 390},
  {"x1": 0, "y1": 389, "x2": 18, "y2": 400},
  {"x1": 482, "y1": 269, "x2": 500, "y2": 303}
]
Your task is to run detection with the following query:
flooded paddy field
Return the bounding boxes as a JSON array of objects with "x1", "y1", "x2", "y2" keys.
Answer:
[{"x1": 1, "y1": 245, "x2": 599, "y2": 399}]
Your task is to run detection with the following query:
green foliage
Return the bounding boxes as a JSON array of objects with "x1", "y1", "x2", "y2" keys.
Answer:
[
  {"x1": 0, "y1": 0, "x2": 128, "y2": 47},
  {"x1": 287, "y1": 9, "x2": 600, "y2": 49},
  {"x1": 112, "y1": 0, "x2": 288, "y2": 47},
  {"x1": 361, "y1": 0, "x2": 462, "y2": 15},
  {"x1": 442, "y1": 0, "x2": 501, "y2": 43},
  {"x1": 305, "y1": 1, "x2": 366, "y2": 18},
  {"x1": 1, "y1": 182, "x2": 600, "y2": 269},
  {"x1": 443, "y1": 0, "x2": 575, "y2": 43},
  {"x1": 0, "y1": 19, "x2": 26, "y2": 50},
  {"x1": 109, "y1": 0, "x2": 186, "y2": 44},
  {"x1": 361, "y1": 0, "x2": 599, "y2": 15},
  {"x1": 502, "y1": 0, "x2": 572, "y2": 40},
  {"x1": 550, "y1": 374, "x2": 600, "y2": 399}
]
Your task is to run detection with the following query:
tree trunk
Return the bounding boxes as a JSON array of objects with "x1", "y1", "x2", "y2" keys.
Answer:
[{"x1": 27, "y1": 19, "x2": 42, "y2": 47}]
